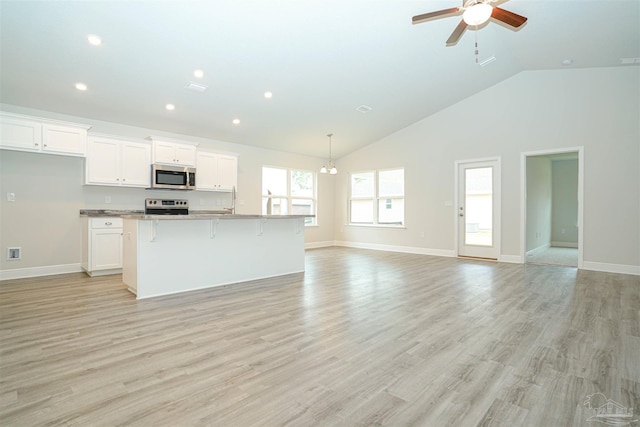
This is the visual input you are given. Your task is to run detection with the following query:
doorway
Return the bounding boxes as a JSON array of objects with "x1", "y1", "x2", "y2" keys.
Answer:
[
  {"x1": 521, "y1": 148, "x2": 583, "y2": 268},
  {"x1": 456, "y1": 158, "x2": 501, "y2": 260}
]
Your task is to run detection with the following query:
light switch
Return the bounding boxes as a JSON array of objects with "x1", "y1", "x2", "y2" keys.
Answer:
[{"x1": 7, "y1": 193, "x2": 16, "y2": 202}]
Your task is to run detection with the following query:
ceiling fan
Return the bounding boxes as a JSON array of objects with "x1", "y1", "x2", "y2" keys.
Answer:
[{"x1": 412, "y1": 0, "x2": 527, "y2": 46}]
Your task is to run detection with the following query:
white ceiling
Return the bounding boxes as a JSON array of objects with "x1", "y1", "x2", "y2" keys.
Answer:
[{"x1": 1, "y1": 0, "x2": 638, "y2": 159}]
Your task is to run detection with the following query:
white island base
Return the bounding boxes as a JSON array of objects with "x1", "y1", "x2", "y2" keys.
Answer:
[{"x1": 122, "y1": 215, "x2": 306, "y2": 299}]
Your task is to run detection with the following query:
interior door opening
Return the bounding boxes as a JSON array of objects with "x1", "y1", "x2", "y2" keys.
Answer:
[{"x1": 522, "y1": 148, "x2": 583, "y2": 268}]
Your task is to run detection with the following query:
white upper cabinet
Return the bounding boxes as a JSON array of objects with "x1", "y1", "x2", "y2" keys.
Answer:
[
  {"x1": 196, "y1": 151, "x2": 238, "y2": 192},
  {"x1": 85, "y1": 134, "x2": 151, "y2": 188},
  {"x1": 0, "y1": 112, "x2": 90, "y2": 156},
  {"x1": 149, "y1": 137, "x2": 196, "y2": 166}
]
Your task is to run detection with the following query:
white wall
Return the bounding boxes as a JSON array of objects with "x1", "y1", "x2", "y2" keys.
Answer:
[
  {"x1": 526, "y1": 156, "x2": 552, "y2": 252},
  {"x1": 551, "y1": 159, "x2": 579, "y2": 247},
  {"x1": 334, "y1": 67, "x2": 640, "y2": 273},
  {"x1": 0, "y1": 105, "x2": 335, "y2": 275}
]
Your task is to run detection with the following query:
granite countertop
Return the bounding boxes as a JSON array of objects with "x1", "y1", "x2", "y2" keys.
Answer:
[
  {"x1": 80, "y1": 209, "x2": 312, "y2": 220},
  {"x1": 120, "y1": 214, "x2": 311, "y2": 220}
]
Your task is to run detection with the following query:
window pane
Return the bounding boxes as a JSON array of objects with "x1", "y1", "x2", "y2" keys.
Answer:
[
  {"x1": 378, "y1": 198, "x2": 404, "y2": 225},
  {"x1": 350, "y1": 200, "x2": 373, "y2": 223},
  {"x1": 291, "y1": 170, "x2": 313, "y2": 197},
  {"x1": 292, "y1": 199, "x2": 313, "y2": 215},
  {"x1": 351, "y1": 172, "x2": 374, "y2": 197},
  {"x1": 262, "y1": 197, "x2": 289, "y2": 215},
  {"x1": 262, "y1": 167, "x2": 287, "y2": 196},
  {"x1": 379, "y1": 169, "x2": 404, "y2": 197},
  {"x1": 464, "y1": 167, "x2": 493, "y2": 246}
]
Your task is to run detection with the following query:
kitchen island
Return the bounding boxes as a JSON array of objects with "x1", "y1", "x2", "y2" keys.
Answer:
[{"x1": 121, "y1": 214, "x2": 309, "y2": 299}]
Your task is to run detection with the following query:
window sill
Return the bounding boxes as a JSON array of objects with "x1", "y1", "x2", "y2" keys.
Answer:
[{"x1": 346, "y1": 223, "x2": 406, "y2": 230}]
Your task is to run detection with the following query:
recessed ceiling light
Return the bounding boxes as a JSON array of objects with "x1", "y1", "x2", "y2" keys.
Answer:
[
  {"x1": 165, "y1": 104, "x2": 175, "y2": 111},
  {"x1": 194, "y1": 69, "x2": 204, "y2": 78},
  {"x1": 87, "y1": 34, "x2": 102, "y2": 46},
  {"x1": 232, "y1": 118, "x2": 240, "y2": 125},
  {"x1": 75, "y1": 82, "x2": 88, "y2": 91},
  {"x1": 264, "y1": 91, "x2": 273, "y2": 99},
  {"x1": 561, "y1": 59, "x2": 573, "y2": 66}
]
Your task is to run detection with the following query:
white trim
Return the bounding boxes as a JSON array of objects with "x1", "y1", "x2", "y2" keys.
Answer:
[
  {"x1": 305, "y1": 241, "x2": 335, "y2": 249},
  {"x1": 526, "y1": 243, "x2": 551, "y2": 257},
  {"x1": 521, "y1": 147, "x2": 584, "y2": 269},
  {"x1": 551, "y1": 241, "x2": 579, "y2": 249},
  {"x1": 582, "y1": 262, "x2": 640, "y2": 276},
  {"x1": 499, "y1": 255, "x2": 523, "y2": 264},
  {"x1": 454, "y1": 157, "x2": 501, "y2": 259},
  {"x1": 334, "y1": 240, "x2": 456, "y2": 257},
  {"x1": 0, "y1": 263, "x2": 83, "y2": 281}
]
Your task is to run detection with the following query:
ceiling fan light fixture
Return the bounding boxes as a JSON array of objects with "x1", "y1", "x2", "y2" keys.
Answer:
[{"x1": 462, "y1": 2, "x2": 493, "y2": 26}]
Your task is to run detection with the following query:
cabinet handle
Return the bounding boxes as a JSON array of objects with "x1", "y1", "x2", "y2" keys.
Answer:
[
  {"x1": 116, "y1": 178, "x2": 119, "y2": 181},
  {"x1": 44, "y1": 144, "x2": 47, "y2": 147},
  {"x1": 35, "y1": 143, "x2": 39, "y2": 147},
  {"x1": 122, "y1": 178, "x2": 125, "y2": 181},
  {"x1": 105, "y1": 221, "x2": 112, "y2": 225}
]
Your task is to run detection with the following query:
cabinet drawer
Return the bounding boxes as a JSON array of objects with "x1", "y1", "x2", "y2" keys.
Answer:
[{"x1": 90, "y1": 218, "x2": 123, "y2": 229}]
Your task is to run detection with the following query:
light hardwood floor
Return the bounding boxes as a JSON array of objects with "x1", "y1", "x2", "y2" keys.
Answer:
[{"x1": 1, "y1": 247, "x2": 638, "y2": 426}]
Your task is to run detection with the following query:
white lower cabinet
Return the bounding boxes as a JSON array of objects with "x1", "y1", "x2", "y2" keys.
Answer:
[{"x1": 82, "y1": 217, "x2": 123, "y2": 276}]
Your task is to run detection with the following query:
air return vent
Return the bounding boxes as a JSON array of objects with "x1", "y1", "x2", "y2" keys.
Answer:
[
  {"x1": 185, "y1": 81, "x2": 208, "y2": 92},
  {"x1": 355, "y1": 104, "x2": 372, "y2": 113}
]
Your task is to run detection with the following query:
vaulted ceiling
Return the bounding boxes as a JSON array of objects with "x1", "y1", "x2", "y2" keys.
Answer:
[{"x1": 1, "y1": 0, "x2": 638, "y2": 158}]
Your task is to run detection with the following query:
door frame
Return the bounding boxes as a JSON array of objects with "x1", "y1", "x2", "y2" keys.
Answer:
[
  {"x1": 454, "y1": 157, "x2": 502, "y2": 260},
  {"x1": 520, "y1": 147, "x2": 584, "y2": 268}
]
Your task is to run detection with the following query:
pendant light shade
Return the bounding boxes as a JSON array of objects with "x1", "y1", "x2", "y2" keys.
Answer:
[{"x1": 320, "y1": 133, "x2": 337, "y2": 174}]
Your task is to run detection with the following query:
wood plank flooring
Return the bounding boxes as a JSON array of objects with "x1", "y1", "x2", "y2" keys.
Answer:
[{"x1": 1, "y1": 247, "x2": 638, "y2": 426}]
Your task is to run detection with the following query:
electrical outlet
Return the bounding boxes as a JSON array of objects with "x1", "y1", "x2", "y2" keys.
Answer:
[{"x1": 6, "y1": 193, "x2": 16, "y2": 202}]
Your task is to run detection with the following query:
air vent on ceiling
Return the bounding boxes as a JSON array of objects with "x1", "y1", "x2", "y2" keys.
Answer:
[
  {"x1": 355, "y1": 104, "x2": 373, "y2": 114},
  {"x1": 185, "y1": 81, "x2": 208, "y2": 92}
]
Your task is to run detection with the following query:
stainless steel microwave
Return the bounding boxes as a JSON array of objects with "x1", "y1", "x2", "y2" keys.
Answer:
[{"x1": 151, "y1": 164, "x2": 196, "y2": 190}]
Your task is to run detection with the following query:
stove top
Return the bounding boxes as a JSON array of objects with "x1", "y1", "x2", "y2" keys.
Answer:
[{"x1": 144, "y1": 198, "x2": 189, "y2": 215}]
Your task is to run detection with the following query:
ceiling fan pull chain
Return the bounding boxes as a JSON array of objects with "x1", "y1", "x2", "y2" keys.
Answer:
[{"x1": 475, "y1": 25, "x2": 479, "y2": 63}]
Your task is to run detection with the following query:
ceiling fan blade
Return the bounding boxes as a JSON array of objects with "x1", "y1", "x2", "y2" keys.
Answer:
[
  {"x1": 446, "y1": 19, "x2": 468, "y2": 46},
  {"x1": 491, "y1": 7, "x2": 528, "y2": 28},
  {"x1": 412, "y1": 7, "x2": 460, "y2": 25}
]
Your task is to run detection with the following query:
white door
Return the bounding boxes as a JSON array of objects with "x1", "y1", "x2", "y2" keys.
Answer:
[{"x1": 457, "y1": 159, "x2": 500, "y2": 259}]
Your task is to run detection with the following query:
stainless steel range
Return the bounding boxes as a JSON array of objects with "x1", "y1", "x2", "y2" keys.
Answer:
[{"x1": 145, "y1": 198, "x2": 189, "y2": 215}]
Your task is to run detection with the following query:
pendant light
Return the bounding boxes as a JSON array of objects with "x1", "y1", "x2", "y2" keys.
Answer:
[{"x1": 320, "y1": 133, "x2": 337, "y2": 175}]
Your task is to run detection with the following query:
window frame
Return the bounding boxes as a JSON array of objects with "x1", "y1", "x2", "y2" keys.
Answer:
[
  {"x1": 262, "y1": 166, "x2": 317, "y2": 226},
  {"x1": 349, "y1": 167, "x2": 405, "y2": 227}
]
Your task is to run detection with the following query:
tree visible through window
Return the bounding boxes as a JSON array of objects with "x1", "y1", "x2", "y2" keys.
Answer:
[{"x1": 262, "y1": 167, "x2": 317, "y2": 225}]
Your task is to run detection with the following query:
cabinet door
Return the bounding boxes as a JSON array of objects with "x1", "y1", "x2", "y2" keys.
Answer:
[
  {"x1": 175, "y1": 144, "x2": 196, "y2": 166},
  {"x1": 91, "y1": 228, "x2": 123, "y2": 270},
  {"x1": 196, "y1": 152, "x2": 218, "y2": 190},
  {"x1": 86, "y1": 138, "x2": 120, "y2": 185},
  {"x1": 121, "y1": 142, "x2": 151, "y2": 187},
  {"x1": 153, "y1": 141, "x2": 177, "y2": 164},
  {"x1": 217, "y1": 155, "x2": 238, "y2": 191},
  {"x1": 42, "y1": 124, "x2": 87, "y2": 156},
  {"x1": 0, "y1": 115, "x2": 42, "y2": 151}
]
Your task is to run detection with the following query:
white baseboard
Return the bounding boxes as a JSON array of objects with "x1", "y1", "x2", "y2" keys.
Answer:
[
  {"x1": 500, "y1": 255, "x2": 523, "y2": 264},
  {"x1": 551, "y1": 241, "x2": 579, "y2": 248},
  {"x1": 0, "y1": 263, "x2": 83, "y2": 281},
  {"x1": 305, "y1": 241, "x2": 335, "y2": 250},
  {"x1": 526, "y1": 243, "x2": 550, "y2": 257},
  {"x1": 582, "y1": 261, "x2": 640, "y2": 276},
  {"x1": 334, "y1": 241, "x2": 456, "y2": 258}
]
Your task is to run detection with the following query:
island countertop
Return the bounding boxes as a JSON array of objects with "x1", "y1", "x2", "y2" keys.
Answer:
[{"x1": 120, "y1": 213, "x2": 312, "y2": 220}]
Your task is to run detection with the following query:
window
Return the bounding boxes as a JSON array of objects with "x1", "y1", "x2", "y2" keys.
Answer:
[
  {"x1": 262, "y1": 167, "x2": 317, "y2": 225},
  {"x1": 350, "y1": 168, "x2": 404, "y2": 226}
]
